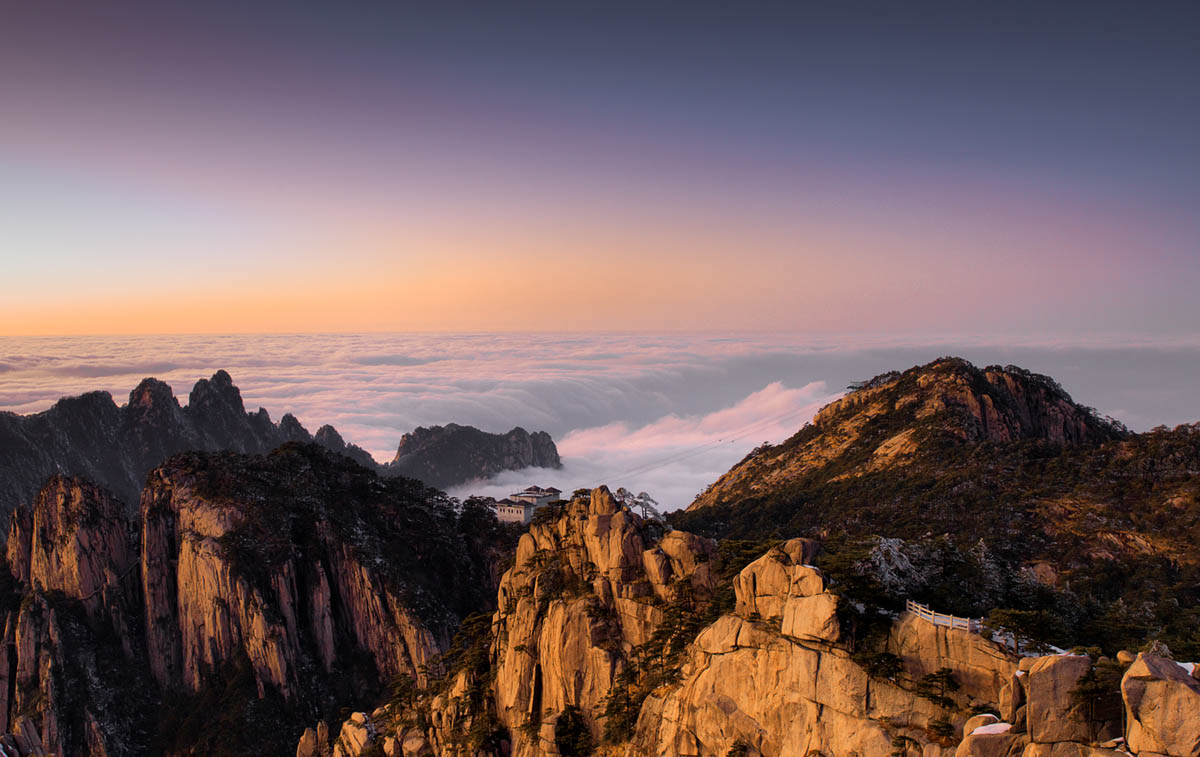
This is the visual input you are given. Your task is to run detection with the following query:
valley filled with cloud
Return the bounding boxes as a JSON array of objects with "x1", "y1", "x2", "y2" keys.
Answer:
[{"x1": 3, "y1": 332, "x2": 1198, "y2": 510}]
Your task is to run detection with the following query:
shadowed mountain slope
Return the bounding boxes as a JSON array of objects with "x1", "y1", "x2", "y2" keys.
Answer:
[{"x1": 0, "y1": 371, "x2": 560, "y2": 516}]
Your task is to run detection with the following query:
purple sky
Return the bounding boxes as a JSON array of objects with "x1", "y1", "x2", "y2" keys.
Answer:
[{"x1": 2, "y1": 2, "x2": 1198, "y2": 335}]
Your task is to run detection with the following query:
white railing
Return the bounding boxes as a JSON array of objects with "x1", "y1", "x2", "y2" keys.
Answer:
[{"x1": 906, "y1": 600, "x2": 983, "y2": 634}]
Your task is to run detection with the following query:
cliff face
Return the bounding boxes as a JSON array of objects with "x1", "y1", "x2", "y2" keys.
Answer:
[
  {"x1": 387, "y1": 424, "x2": 562, "y2": 490},
  {"x1": 139, "y1": 455, "x2": 440, "y2": 700},
  {"x1": 0, "y1": 372, "x2": 563, "y2": 518},
  {"x1": 0, "y1": 446, "x2": 515, "y2": 756},
  {"x1": 0, "y1": 477, "x2": 151, "y2": 756}
]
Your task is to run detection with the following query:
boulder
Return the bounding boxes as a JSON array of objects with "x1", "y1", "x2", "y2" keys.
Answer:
[
  {"x1": 954, "y1": 722, "x2": 1017, "y2": 757},
  {"x1": 332, "y1": 713, "x2": 374, "y2": 757},
  {"x1": 1011, "y1": 704, "x2": 1027, "y2": 734},
  {"x1": 781, "y1": 592, "x2": 840, "y2": 642},
  {"x1": 963, "y1": 713, "x2": 1000, "y2": 735},
  {"x1": 1000, "y1": 672, "x2": 1026, "y2": 721},
  {"x1": 401, "y1": 730, "x2": 431, "y2": 756},
  {"x1": 734, "y1": 540, "x2": 827, "y2": 620},
  {"x1": 1116, "y1": 650, "x2": 1135, "y2": 665},
  {"x1": 1025, "y1": 655, "x2": 1092, "y2": 744},
  {"x1": 1121, "y1": 652, "x2": 1200, "y2": 756}
]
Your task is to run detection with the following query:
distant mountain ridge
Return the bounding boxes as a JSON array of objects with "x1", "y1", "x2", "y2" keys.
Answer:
[{"x1": 0, "y1": 370, "x2": 560, "y2": 514}]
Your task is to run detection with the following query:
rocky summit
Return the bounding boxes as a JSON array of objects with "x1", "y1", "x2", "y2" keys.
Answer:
[
  {"x1": 387, "y1": 424, "x2": 562, "y2": 490},
  {"x1": 0, "y1": 371, "x2": 561, "y2": 517}
]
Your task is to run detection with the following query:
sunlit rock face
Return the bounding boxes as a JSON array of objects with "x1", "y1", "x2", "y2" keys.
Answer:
[
  {"x1": 1, "y1": 476, "x2": 147, "y2": 755},
  {"x1": 491, "y1": 486, "x2": 714, "y2": 757},
  {"x1": 1122, "y1": 653, "x2": 1200, "y2": 756},
  {"x1": 312, "y1": 523, "x2": 1198, "y2": 757}
]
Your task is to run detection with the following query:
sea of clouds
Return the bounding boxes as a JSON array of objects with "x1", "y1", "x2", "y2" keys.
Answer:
[{"x1": 2, "y1": 332, "x2": 1198, "y2": 510}]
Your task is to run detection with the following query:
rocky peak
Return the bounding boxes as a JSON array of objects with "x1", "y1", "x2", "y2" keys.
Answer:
[
  {"x1": 688, "y1": 357, "x2": 1128, "y2": 512},
  {"x1": 314, "y1": 424, "x2": 379, "y2": 469},
  {"x1": 314, "y1": 424, "x2": 347, "y2": 450},
  {"x1": 0, "y1": 372, "x2": 564, "y2": 517},
  {"x1": 187, "y1": 369, "x2": 242, "y2": 413},
  {"x1": 817, "y1": 357, "x2": 1124, "y2": 445},
  {"x1": 0, "y1": 372, "x2": 319, "y2": 515},
  {"x1": 279, "y1": 412, "x2": 312, "y2": 442},
  {"x1": 487, "y1": 486, "x2": 714, "y2": 755},
  {"x1": 0, "y1": 448, "x2": 520, "y2": 756},
  {"x1": 387, "y1": 423, "x2": 562, "y2": 490},
  {"x1": 127, "y1": 377, "x2": 176, "y2": 413}
]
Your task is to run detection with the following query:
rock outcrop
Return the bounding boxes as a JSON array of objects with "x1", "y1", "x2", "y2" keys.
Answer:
[
  {"x1": 629, "y1": 538, "x2": 963, "y2": 756},
  {"x1": 140, "y1": 457, "x2": 439, "y2": 698},
  {"x1": 310, "y1": 506, "x2": 1198, "y2": 757},
  {"x1": 889, "y1": 613, "x2": 1016, "y2": 705},
  {"x1": 490, "y1": 486, "x2": 713, "y2": 755},
  {"x1": 386, "y1": 423, "x2": 562, "y2": 490},
  {"x1": 1122, "y1": 652, "x2": 1200, "y2": 756}
]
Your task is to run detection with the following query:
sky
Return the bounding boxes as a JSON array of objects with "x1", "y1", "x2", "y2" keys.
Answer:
[
  {"x1": 2, "y1": 1, "x2": 1199, "y2": 336},
  {"x1": 4, "y1": 333, "x2": 1199, "y2": 510}
]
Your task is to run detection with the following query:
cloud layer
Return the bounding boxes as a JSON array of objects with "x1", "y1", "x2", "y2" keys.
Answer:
[
  {"x1": 448, "y1": 381, "x2": 836, "y2": 510},
  {"x1": 2, "y1": 333, "x2": 1199, "y2": 511}
]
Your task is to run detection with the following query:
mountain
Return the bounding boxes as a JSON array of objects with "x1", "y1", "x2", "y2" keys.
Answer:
[
  {"x1": 385, "y1": 423, "x2": 561, "y2": 490},
  {"x1": 0, "y1": 444, "x2": 521, "y2": 755},
  {"x1": 0, "y1": 371, "x2": 561, "y2": 516},
  {"x1": 688, "y1": 356, "x2": 1127, "y2": 514},
  {"x1": 673, "y1": 357, "x2": 1200, "y2": 656}
]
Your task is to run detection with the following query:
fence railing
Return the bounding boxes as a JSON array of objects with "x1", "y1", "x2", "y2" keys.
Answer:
[{"x1": 906, "y1": 599, "x2": 983, "y2": 634}]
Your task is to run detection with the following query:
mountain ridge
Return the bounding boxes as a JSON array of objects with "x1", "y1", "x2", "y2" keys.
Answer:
[{"x1": 0, "y1": 371, "x2": 561, "y2": 515}]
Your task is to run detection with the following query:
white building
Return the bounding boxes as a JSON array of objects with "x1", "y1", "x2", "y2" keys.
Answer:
[{"x1": 493, "y1": 486, "x2": 563, "y2": 524}]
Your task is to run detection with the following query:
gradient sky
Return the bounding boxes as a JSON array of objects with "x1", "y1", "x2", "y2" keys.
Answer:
[{"x1": 2, "y1": 2, "x2": 1198, "y2": 335}]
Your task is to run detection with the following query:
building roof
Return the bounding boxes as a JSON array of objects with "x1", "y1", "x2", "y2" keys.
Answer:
[{"x1": 513, "y1": 485, "x2": 561, "y2": 496}]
